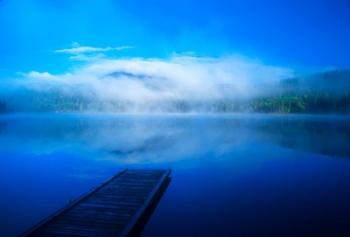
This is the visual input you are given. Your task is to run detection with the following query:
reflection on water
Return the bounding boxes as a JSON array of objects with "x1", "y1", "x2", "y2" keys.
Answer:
[
  {"x1": 0, "y1": 114, "x2": 350, "y2": 236},
  {"x1": 1, "y1": 114, "x2": 349, "y2": 160}
]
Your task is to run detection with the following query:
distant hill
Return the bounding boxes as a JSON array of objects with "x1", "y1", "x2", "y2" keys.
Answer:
[
  {"x1": 250, "y1": 70, "x2": 350, "y2": 113},
  {"x1": 0, "y1": 69, "x2": 350, "y2": 114},
  {"x1": 280, "y1": 69, "x2": 350, "y2": 93}
]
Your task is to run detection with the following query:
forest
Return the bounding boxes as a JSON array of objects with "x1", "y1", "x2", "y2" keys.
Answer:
[{"x1": 0, "y1": 70, "x2": 349, "y2": 114}]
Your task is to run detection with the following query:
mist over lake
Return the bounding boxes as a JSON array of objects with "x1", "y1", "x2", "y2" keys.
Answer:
[{"x1": 1, "y1": 113, "x2": 350, "y2": 236}]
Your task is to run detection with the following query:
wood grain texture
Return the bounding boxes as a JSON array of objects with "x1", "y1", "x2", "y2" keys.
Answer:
[{"x1": 23, "y1": 169, "x2": 171, "y2": 237}]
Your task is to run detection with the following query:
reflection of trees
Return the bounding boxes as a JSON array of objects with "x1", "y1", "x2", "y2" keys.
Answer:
[
  {"x1": 253, "y1": 117, "x2": 350, "y2": 158},
  {"x1": 0, "y1": 115, "x2": 349, "y2": 160},
  {"x1": 0, "y1": 99, "x2": 7, "y2": 113},
  {"x1": 0, "y1": 119, "x2": 7, "y2": 134}
]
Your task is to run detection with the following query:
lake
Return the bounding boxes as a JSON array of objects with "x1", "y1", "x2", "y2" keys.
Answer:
[{"x1": 1, "y1": 113, "x2": 350, "y2": 237}]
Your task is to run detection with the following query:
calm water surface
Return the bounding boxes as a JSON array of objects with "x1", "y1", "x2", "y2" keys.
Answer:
[{"x1": 0, "y1": 113, "x2": 350, "y2": 237}]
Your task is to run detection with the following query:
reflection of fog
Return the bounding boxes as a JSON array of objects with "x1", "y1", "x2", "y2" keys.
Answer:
[{"x1": 0, "y1": 114, "x2": 349, "y2": 162}]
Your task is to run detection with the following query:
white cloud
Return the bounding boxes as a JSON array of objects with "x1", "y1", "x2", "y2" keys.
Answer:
[
  {"x1": 55, "y1": 42, "x2": 132, "y2": 55},
  {"x1": 25, "y1": 71, "x2": 56, "y2": 80},
  {"x1": 16, "y1": 54, "x2": 293, "y2": 112}
]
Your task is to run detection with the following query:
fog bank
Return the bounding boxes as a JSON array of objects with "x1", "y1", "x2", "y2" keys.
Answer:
[{"x1": 0, "y1": 55, "x2": 294, "y2": 113}]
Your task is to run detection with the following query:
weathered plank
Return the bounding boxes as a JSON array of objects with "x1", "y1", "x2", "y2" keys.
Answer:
[{"x1": 22, "y1": 169, "x2": 171, "y2": 237}]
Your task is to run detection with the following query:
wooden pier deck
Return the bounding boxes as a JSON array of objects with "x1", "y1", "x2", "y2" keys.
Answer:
[{"x1": 24, "y1": 169, "x2": 171, "y2": 237}]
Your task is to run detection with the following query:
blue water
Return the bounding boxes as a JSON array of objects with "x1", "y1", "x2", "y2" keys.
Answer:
[{"x1": 1, "y1": 114, "x2": 350, "y2": 237}]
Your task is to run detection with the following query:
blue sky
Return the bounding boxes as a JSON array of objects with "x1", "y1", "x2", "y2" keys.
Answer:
[{"x1": 0, "y1": 0, "x2": 350, "y2": 78}]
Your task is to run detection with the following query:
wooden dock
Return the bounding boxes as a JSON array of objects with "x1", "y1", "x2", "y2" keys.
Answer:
[{"x1": 23, "y1": 169, "x2": 171, "y2": 237}]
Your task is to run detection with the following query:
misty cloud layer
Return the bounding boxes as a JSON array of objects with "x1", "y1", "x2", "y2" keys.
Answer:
[{"x1": 2, "y1": 54, "x2": 293, "y2": 112}]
